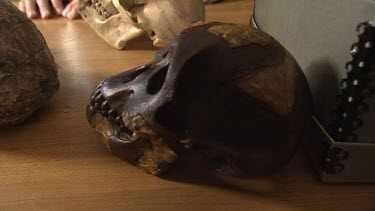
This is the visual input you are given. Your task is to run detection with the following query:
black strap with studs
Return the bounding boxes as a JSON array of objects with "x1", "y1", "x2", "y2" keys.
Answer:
[{"x1": 329, "y1": 20, "x2": 375, "y2": 142}]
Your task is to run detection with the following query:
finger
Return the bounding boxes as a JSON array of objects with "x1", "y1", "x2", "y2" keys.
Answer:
[
  {"x1": 36, "y1": 0, "x2": 51, "y2": 19},
  {"x1": 24, "y1": 0, "x2": 38, "y2": 18},
  {"x1": 61, "y1": 2, "x2": 71, "y2": 17},
  {"x1": 68, "y1": 9, "x2": 81, "y2": 19},
  {"x1": 18, "y1": 0, "x2": 26, "y2": 13},
  {"x1": 51, "y1": 0, "x2": 64, "y2": 15},
  {"x1": 63, "y1": 0, "x2": 80, "y2": 19}
]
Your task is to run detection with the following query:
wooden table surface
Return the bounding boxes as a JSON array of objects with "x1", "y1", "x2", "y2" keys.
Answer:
[{"x1": 1, "y1": 0, "x2": 375, "y2": 210}]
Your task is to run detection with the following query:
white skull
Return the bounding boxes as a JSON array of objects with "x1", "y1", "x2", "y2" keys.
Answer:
[{"x1": 78, "y1": 0, "x2": 205, "y2": 49}]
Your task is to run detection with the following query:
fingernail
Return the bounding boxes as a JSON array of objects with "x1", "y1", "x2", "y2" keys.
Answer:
[
  {"x1": 62, "y1": 10, "x2": 67, "y2": 16},
  {"x1": 41, "y1": 11, "x2": 50, "y2": 18}
]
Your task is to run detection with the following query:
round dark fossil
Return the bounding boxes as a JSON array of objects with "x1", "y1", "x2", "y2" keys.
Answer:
[{"x1": 0, "y1": 1, "x2": 59, "y2": 126}]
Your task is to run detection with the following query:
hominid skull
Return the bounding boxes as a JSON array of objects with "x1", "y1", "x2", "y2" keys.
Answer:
[
  {"x1": 86, "y1": 22, "x2": 313, "y2": 176},
  {"x1": 78, "y1": 0, "x2": 205, "y2": 49}
]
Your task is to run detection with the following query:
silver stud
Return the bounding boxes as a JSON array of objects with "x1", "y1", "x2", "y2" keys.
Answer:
[
  {"x1": 343, "y1": 113, "x2": 348, "y2": 118},
  {"x1": 365, "y1": 42, "x2": 372, "y2": 49},
  {"x1": 358, "y1": 61, "x2": 365, "y2": 68},
  {"x1": 346, "y1": 64, "x2": 353, "y2": 72},
  {"x1": 351, "y1": 45, "x2": 358, "y2": 55},
  {"x1": 358, "y1": 25, "x2": 366, "y2": 35},
  {"x1": 353, "y1": 80, "x2": 359, "y2": 86},
  {"x1": 341, "y1": 81, "x2": 347, "y2": 89},
  {"x1": 347, "y1": 97, "x2": 354, "y2": 102},
  {"x1": 338, "y1": 128, "x2": 343, "y2": 133}
]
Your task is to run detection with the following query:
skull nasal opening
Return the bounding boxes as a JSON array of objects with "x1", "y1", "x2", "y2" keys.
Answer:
[{"x1": 147, "y1": 66, "x2": 168, "y2": 94}]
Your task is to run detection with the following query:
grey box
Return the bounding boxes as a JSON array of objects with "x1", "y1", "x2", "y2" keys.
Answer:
[
  {"x1": 307, "y1": 117, "x2": 375, "y2": 183},
  {"x1": 252, "y1": 0, "x2": 375, "y2": 182}
]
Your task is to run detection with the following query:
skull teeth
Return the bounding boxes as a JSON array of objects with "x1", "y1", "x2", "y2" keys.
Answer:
[
  {"x1": 84, "y1": 0, "x2": 114, "y2": 19},
  {"x1": 90, "y1": 86, "x2": 133, "y2": 137},
  {"x1": 95, "y1": 93, "x2": 103, "y2": 103},
  {"x1": 94, "y1": 103, "x2": 100, "y2": 110},
  {"x1": 100, "y1": 101, "x2": 109, "y2": 113}
]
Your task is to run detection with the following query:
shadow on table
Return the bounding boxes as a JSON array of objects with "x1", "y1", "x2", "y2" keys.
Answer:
[
  {"x1": 124, "y1": 35, "x2": 160, "y2": 51},
  {"x1": 158, "y1": 154, "x2": 299, "y2": 197}
]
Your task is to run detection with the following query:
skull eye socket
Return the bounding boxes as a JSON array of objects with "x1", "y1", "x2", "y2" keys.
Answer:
[{"x1": 147, "y1": 66, "x2": 168, "y2": 94}]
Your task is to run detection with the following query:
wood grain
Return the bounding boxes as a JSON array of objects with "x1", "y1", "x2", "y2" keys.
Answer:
[{"x1": 1, "y1": 0, "x2": 375, "y2": 210}]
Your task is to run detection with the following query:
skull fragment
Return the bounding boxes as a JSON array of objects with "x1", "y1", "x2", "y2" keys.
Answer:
[
  {"x1": 86, "y1": 22, "x2": 313, "y2": 176},
  {"x1": 0, "y1": 1, "x2": 59, "y2": 127},
  {"x1": 78, "y1": 0, "x2": 205, "y2": 49}
]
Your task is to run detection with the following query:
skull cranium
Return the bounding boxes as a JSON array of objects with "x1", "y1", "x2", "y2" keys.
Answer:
[
  {"x1": 86, "y1": 22, "x2": 313, "y2": 176},
  {"x1": 78, "y1": 0, "x2": 205, "y2": 49}
]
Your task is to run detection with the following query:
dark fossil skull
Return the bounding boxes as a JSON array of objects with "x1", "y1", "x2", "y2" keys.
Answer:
[{"x1": 87, "y1": 22, "x2": 313, "y2": 176}]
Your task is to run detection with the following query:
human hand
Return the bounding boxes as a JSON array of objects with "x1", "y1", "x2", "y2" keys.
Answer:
[
  {"x1": 18, "y1": 0, "x2": 80, "y2": 19},
  {"x1": 61, "y1": 0, "x2": 80, "y2": 19}
]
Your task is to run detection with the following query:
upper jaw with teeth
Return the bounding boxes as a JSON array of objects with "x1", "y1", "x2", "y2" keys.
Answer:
[
  {"x1": 87, "y1": 83, "x2": 135, "y2": 142},
  {"x1": 86, "y1": 84, "x2": 178, "y2": 175}
]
